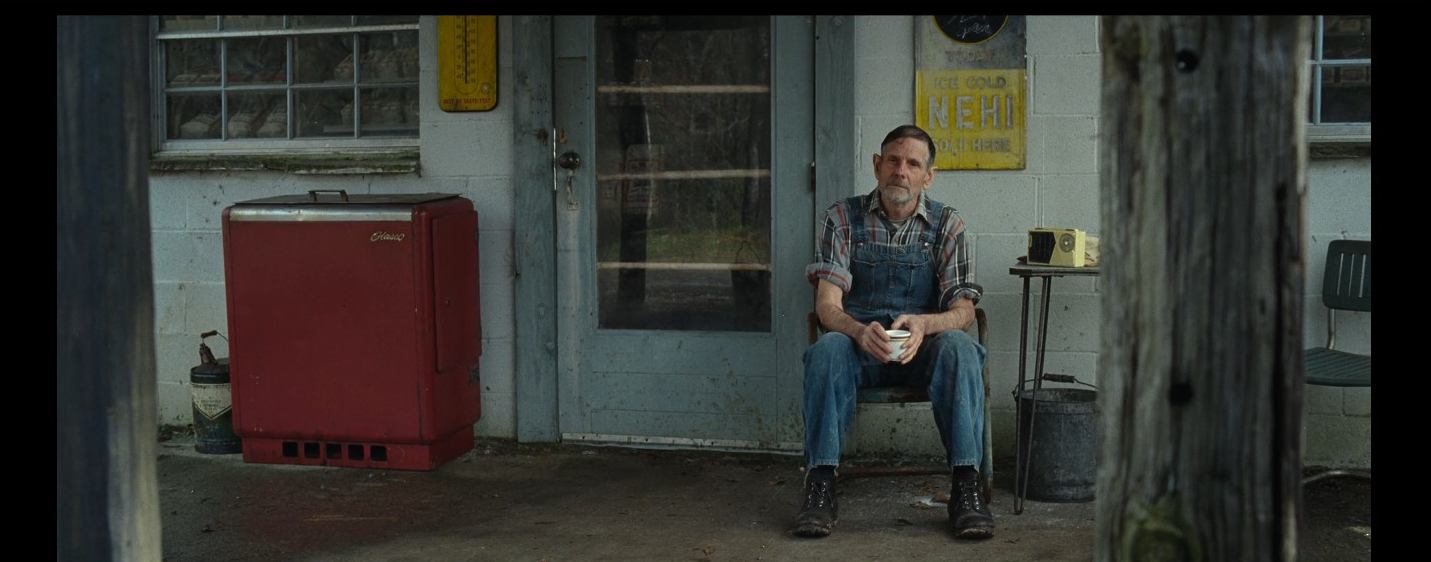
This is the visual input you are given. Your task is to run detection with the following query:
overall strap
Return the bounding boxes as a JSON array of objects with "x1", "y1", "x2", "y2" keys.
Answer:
[
  {"x1": 919, "y1": 197, "x2": 948, "y2": 246},
  {"x1": 844, "y1": 195, "x2": 868, "y2": 244}
]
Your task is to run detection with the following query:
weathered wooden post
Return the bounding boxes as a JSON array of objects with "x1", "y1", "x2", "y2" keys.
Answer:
[
  {"x1": 57, "y1": 16, "x2": 159, "y2": 561},
  {"x1": 1097, "y1": 16, "x2": 1310, "y2": 562}
]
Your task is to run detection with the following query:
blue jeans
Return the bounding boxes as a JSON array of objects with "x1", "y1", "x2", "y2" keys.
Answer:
[{"x1": 802, "y1": 329, "x2": 987, "y2": 470}]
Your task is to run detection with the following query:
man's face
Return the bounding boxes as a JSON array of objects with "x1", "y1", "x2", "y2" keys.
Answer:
[{"x1": 873, "y1": 136, "x2": 936, "y2": 207}]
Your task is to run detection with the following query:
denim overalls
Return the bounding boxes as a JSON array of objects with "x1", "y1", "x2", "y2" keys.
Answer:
[{"x1": 802, "y1": 195, "x2": 987, "y2": 470}]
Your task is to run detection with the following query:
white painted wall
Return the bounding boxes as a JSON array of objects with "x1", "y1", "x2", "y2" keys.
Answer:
[{"x1": 146, "y1": 15, "x2": 1369, "y2": 469}]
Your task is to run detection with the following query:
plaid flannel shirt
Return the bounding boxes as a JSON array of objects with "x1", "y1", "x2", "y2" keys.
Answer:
[{"x1": 805, "y1": 190, "x2": 980, "y2": 310}]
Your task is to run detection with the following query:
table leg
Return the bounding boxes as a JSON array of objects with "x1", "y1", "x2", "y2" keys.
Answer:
[
  {"x1": 1017, "y1": 276, "x2": 1056, "y2": 514},
  {"x1": 1014, "y1": 276, "x2": 1032, "y2": 514}
]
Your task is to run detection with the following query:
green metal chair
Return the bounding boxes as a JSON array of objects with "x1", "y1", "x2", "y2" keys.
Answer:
[{"x1": 1303, "y1": 239, "x2": 1371, "y2": 485}]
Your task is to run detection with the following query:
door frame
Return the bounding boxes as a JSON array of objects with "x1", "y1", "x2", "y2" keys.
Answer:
[{"x1": 511, "y1": 15, "x2": 855, "y2": 445}]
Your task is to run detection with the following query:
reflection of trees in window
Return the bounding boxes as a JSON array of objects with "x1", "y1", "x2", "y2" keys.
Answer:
[
  {"x1": 598, "y1": 16, "x2": 772, "y2": 238},
  {"x1": 1312, "y1": 15, "x2": 1370, "y2": 124},
  {"x1": 590, "y1": 16, "x2": 778, "y2": 330}
]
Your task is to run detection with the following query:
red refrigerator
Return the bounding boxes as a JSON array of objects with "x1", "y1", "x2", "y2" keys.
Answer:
[{"x1": 222, "y1": 192, "x2": 482, "y2": 470}]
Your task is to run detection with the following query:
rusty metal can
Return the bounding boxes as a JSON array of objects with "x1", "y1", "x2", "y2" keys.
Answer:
[{"x1": 191, "y1": 338, "x2": 241, "y2": 454}]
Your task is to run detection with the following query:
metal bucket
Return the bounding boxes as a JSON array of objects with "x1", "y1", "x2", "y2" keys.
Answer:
[
  {"x1": 191, "y1": 357, "x2": 242, "y2": 454},
  {"x1": 1016, "y1": 387, "x2": 1098, "y2": 502}
]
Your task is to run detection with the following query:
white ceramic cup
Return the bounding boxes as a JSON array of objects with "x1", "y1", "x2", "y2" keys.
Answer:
[{"x1": 886, "y1": 329, "x2": 911, "y2": 362}]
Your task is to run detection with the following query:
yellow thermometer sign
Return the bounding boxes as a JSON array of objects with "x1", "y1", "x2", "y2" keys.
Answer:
[
  {"x1": 916, "y1": 69, "x2": 1026, "y2": 169},
  {"x1": 437, "y1": 16, "x2": 498, "y2": 112}
]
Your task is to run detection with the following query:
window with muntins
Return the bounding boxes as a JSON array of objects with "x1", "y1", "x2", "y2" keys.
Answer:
[
  {"x1": 1309, "y1": 15, "x2": 1370, "y2": 143},
  {"x1": 154, "y1": 16, "x2": 419, "y2": 153}
]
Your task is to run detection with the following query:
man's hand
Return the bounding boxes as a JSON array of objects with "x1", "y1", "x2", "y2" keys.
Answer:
[
  {"x1": 890, "y1": 314, "x2": 930, "y2": 364},
  {"x1": 888, "y1": 299, "x2": 975, "y2": 365},
  {"x1": 856, "y1": 321, "x2": 894, "y2": 362}
]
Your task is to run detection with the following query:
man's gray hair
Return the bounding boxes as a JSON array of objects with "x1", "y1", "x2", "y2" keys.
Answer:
[{"x1": 880, "y1": 125, "x2": 936, "y2": 169}]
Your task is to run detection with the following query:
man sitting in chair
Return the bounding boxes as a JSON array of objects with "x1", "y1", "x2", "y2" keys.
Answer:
[{"x1": 795, "y1": 125, "x2": 990, "y2": 539}]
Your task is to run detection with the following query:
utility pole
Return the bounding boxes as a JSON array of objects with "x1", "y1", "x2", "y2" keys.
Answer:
[
  {"x1": 57, "y1": 15, "x2": 159, "y2": 562},
  {"x1": 1097, "y1": 16, "x2": 1310, "y2": 562}
]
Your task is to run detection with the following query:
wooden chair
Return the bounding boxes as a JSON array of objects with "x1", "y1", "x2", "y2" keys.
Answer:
[
  {"x1": 1302, "y1": 239, "x2": 1371, "y2": 485},
  {"x1": 807, "y1": 309, "x2": 993, "y2": 501}
]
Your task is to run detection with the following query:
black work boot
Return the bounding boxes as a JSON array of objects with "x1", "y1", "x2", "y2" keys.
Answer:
[
  {"x1": 949, "y1": 466, "x2": 994, "y2": 539},
  {"x1": 793, "y1": 467, "x2": 837, "y2": 537}
]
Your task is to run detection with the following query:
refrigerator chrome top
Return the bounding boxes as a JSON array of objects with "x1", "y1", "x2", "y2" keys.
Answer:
[{"x1": 228, "y1": 192, "x2": 461, "y2": 222}]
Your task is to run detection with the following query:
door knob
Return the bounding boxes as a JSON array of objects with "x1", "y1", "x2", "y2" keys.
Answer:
[{"x1": 557, "y1": 151, "x2": 582, "y2": 210}]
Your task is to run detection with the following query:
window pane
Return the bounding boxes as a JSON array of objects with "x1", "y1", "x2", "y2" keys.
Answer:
[
  {"x1": 356, "y1": 16, "x2": 418, "y2": 26},
  {"x1": 1321, "y1": 65, "x2": 1371, "y2": 123},
  {"x1": 168, "y1": 94, "x2": 222, "y2": 139},
  {"x1": 360, "y1": 88, "x2": 419, "y2": 136},
  {"x1": 294, "y1": 16, "x2": 352, "y2": 28},
  {"x1": 166, "y1": 40, "x2": 220, "y2": 87},
  {"x1": 256, "y1": 102, "x2": 288, "y2": 138},
  {"x1": 1322, "y1": 16, "x2": 1371, "y2": 60},
  {"x1": 295, "y1": 89, "x2": 354, "y2": 137},
  {"x1": 161, "y1": 16, "x2": 217, "y2": 32},
  {"x1": 295, "y1": 35, "x2": 354, "y2": 84},
  {"x1": 359, "y1": 31, "x2": 419, "y2": 83},
  {"x1": 227, "y1": 37, "x2": 287, "y2": 85},
  {"x1": 227, "y1": 92, "x2": 285, "y2": 139},
  {"x1": 222, "y1": 16, "x2": 284, "y2": 31}
]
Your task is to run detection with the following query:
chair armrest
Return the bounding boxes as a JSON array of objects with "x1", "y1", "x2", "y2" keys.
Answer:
[
  {"x1": 974, "y1": 308, "x2": 987, "y2": 347},
  {"x1": 807, "y1": 312, "x2": 823, "y2": 345}
]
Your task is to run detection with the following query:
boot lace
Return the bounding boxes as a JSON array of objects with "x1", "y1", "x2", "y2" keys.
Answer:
[
  {"x1": 958, "y1": 479, "x2": 986, "y2": 512},
  {"x1": 803, "y1": 479, "x2": 833, "y2": 509}
]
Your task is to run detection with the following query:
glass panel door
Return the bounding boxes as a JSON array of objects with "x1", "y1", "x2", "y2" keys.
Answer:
[
  {"x1": 593, "y1": 16, "x2": 772, "y2": 332},
  {"x1": 554, "y1": 15, "x2": 812, "y2": 448}
]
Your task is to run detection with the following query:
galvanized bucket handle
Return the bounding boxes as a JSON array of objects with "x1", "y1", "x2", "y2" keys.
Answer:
[
  {"x1": 1039, "y1": 373, "x2": 1097, "y2": 389},
  {"x1": 1011, "y1": 373, "x2": 1098, "y2": 398},
  {"x1": 308, "y1": 189, "x2": 350, "y2": 202}
]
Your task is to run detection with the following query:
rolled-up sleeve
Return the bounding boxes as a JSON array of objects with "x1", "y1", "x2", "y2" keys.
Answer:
[
  {"x1": 805, "y1": 202, "x2": 853, "y2": 293},
  {"x1": 936, "y1": 208, "x2": 982, "y2": 309}
]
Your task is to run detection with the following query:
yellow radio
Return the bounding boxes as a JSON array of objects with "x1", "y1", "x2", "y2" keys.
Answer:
[{"x1": 1027, "y1": 228, "x2": 1086, "y2": 267}]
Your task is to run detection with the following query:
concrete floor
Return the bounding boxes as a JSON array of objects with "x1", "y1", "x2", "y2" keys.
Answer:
[{"x1": 157, "y1": 437, "x2": 1368, "y2": 562}]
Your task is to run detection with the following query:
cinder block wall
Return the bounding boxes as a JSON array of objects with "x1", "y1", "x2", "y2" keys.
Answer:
[
  {"x1": 148, "y1": 17, "x2": 522, "y2": 439},
  {"x1": 850, "y1": 16, "x2": 1371, "y2": 468}
]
